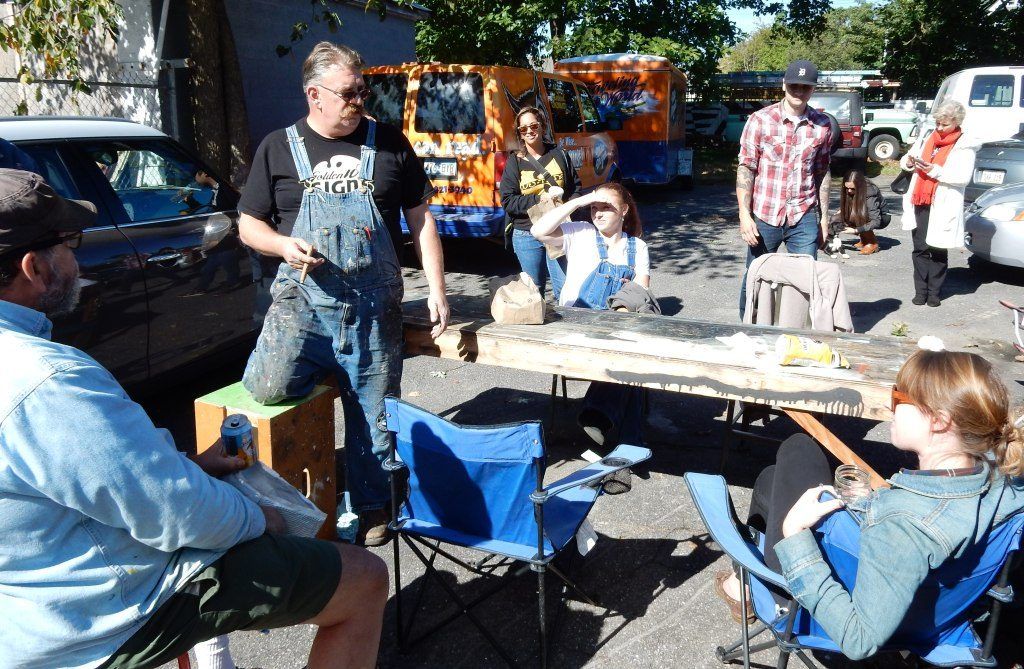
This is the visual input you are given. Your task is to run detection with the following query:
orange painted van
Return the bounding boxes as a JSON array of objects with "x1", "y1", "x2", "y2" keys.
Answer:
[
  {"x1": 362, "y1": 63, "x2": 620, "y2": 238},
  {"x1": 555, "y1": 54, "x2": 692, "y2": 186}
]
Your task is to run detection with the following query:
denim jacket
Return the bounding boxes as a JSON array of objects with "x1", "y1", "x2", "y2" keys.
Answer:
[
  {"x1": 0, "y1": 301, "x2": 266, "y2": 669},
  {"x1": 775, "y1": 462, "x2": 1024, "y2": 660}
]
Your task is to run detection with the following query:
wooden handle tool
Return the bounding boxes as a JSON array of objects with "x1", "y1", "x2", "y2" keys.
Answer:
[{"x1": 299, "y1": 245, "x2": 316, "y2": 284}]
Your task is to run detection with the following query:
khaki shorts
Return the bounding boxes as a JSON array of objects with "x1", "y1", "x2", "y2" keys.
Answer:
[{"x1": 101, "y1": 534, "x2": 342, "y2": 669}]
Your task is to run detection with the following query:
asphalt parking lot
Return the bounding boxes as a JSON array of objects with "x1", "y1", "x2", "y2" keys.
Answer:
[{"x1": 152, "y1": 173, "x2": 1024, "y2": 668}]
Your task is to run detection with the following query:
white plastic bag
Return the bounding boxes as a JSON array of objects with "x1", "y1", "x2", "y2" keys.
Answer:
[{"x1": 224, "y1": 462, "x2": 327, "y2": 538}]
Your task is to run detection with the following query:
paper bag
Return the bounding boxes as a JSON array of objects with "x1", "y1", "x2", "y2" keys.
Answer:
[{"x1": 489, "y1": 272, "x2": 544, "y2": 325}]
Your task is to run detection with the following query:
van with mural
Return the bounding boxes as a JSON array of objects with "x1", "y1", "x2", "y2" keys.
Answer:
[
  {"x1": 362, "y1": 63, "x2": 620, "y2": 238},
  {"x1": 555, "y1": 53, "x2": 692, "y2": 187}
]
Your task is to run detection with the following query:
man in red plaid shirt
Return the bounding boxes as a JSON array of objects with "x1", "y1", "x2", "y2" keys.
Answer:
[{"x1": 737, "y1": 60, "x2": 833, "y2": 316}]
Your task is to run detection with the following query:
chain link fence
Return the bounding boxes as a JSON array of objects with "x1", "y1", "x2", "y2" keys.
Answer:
[{"x1": 0, "y1": 63, "x2": 163, "y2": 129}]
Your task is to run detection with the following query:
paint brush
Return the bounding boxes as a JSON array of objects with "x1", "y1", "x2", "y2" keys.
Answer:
[{"x1": 299, "y1": 245, "x2": 316, "y2": 284}]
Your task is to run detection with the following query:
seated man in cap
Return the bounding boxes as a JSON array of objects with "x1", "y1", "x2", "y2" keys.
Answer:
[{"x1": 0, "y1": 169, "x2": 387, "y2": 669}]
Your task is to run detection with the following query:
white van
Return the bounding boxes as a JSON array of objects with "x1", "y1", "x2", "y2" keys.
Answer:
[{"x1": 915, "y1": 66, "x2": 1024, "y2": 142}]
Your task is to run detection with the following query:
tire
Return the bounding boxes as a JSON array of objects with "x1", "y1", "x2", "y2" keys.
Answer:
[{"x1": 868, "y1": 134, "x2": 900, "y2": 162}]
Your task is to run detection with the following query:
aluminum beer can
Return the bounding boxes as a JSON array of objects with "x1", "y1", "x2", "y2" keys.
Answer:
[{"x1": 221, "y1": 414, "x2": 255, "y2": 465}]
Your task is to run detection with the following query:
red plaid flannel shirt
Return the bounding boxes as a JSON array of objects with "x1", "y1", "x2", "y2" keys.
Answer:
[{"x1": 737, "y1": 102, "x2": 832, "y2": 227}]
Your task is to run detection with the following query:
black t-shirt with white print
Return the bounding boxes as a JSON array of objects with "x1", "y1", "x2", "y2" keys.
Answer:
[{"x1": 239, "y1": 117, "x2": 434, "y2": 249}]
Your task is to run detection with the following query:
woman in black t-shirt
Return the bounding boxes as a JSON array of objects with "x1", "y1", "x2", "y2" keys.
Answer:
[{"x1": 499, "y1": 106, "x2": 580, "y2": 301}]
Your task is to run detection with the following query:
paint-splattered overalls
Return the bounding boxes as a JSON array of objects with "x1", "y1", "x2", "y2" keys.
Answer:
[
  {"x1": 572, "y1": 229, "x2": 636, "y2": 309},
  {"x1": 242, "y1": 120, "x2": 403, "y2": 512}
]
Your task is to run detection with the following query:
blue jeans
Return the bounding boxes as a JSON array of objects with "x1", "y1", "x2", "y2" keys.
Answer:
[
  {"x1": 242, "y1": 278, "x2": 403, "y2": 512},
  {"x1": 512, "y1": 228, "x2": 566, "y2": 301},
  {"x1": 738, "y1": 210, "x2": 820, "y2": 318}
]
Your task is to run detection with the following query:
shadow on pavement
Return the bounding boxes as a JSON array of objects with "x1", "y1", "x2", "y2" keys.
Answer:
[
  {"x1": 377, "y1": 532, "x2": 723, "y2": 668},
  {"x1": 850, "y1": 298, "x2": 902, "y2": 332}
]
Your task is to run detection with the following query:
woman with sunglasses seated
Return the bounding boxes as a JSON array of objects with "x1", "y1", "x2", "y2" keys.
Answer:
[
  {"x1": 499, "y1": 106, "x2": 580, "y2": 302},
  {"x1": 715, "y1": 349, "x2": 1024, "y2": 660}
]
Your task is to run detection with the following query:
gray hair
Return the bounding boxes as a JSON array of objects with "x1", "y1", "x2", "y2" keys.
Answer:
[
  {"x1": 933, "y1": 99, "x2": 966, "y2": 126},
  {"x1": 301, "y1": 41, "x2": 365, "y2": 90}
]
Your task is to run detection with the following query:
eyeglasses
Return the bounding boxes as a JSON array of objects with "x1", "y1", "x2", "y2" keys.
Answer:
[
  {"x1": 0, "y1": 231, "x2": 82, "y2": 262},
  {"x1": 891, "y1": 387, "x2": 914, "y2": 413},
  {"x1": 518, "y1": 122, "x2": 541, "y2": 133},
  {"x1": 318, "y1": 85, "x2": 372, "y2": 104}
]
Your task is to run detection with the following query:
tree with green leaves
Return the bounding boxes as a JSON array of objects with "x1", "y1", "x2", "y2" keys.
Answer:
[
  {"x1": 720, "y1": 2, "x2": 885, "y2": 73},
  {"x1": 0, "y1": 0, "x2": 124, "y2": 112},
  {"x1": 880, "y1": 0, "x2": 1024, "y2": 97},
  {"x1": 414, "y1": 0, "x2": 550, "y2": 67}
]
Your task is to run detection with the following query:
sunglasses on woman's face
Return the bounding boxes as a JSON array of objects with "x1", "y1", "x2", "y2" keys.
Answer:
[
  {"x1": 518, "y1": 122, "x2": 541, "y2": 133},
  {"x1": 891, "y1": 387, "x2": 914, "y2": 413}
]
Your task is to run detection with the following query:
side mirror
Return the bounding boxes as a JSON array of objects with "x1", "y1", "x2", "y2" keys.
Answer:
[{"x1": 864, "y1": 111, "x2": 874, "y2": 122}]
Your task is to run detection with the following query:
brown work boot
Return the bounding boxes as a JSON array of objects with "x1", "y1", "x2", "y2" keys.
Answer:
[
  {"x1": 858, "y1": 231, "x2": 879, "y2": 255},
  {"x1": 357, "y1": 509, "x2": 393, "y2": 547}
]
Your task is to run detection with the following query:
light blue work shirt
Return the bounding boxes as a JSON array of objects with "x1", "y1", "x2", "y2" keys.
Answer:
[{"x1": 0, "y1": 300, "x2": 266, "y2": 669}]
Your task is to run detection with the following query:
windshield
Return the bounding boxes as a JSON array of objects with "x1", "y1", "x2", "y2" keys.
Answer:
[{"x1": 808, "y1": 95, "x2": 852, "y2": 122}]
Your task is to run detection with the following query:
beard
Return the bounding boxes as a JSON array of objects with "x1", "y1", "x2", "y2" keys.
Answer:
[{"x1": 37, "y1": 253, "x2": 81, "y2": 316}]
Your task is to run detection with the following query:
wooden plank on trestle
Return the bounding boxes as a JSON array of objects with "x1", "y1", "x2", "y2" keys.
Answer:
[{"x1": 402, "y1": 292, "x2": 914, "y2": 421}]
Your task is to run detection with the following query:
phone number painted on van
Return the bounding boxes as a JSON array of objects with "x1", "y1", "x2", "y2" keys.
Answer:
[{"x1": 422, "y1": 157, "x2": 459, "y2": 181}]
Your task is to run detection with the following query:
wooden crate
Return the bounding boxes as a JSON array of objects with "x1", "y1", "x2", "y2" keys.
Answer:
[{"x1": 195, "y1": 382, "x2": 338, "y2": 539}]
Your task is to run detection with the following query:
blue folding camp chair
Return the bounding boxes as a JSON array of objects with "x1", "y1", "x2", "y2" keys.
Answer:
[
  {"x1": 684, "y1": 472, "x2": 1024, "y2": 669},
  {"x1": 381, "y1": 396, "x2": 651, "y2": 668}
]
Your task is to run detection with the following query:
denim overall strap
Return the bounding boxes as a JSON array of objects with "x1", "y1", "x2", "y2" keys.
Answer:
[
  {"x1": 359, "y1": 120, "x2": 377, "y2": 186},
  {"x1": 626, "y1": 234, "x2": 636, "y2": 269},
  {"x1": 285, "y1": 124, "x2": 314, "y2": 183},
  {"x1": 594, "y1": 228, "x2": 609, "y2": 261}
]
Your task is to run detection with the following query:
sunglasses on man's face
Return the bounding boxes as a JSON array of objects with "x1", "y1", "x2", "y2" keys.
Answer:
[
  {"x1": 518, "y1": 122, "x2": 541, "y2": 133},
  {"x1": 891, "y1": 387, "x2": 914, "y2": 413},
  {"x1": 319, "y1": 85, "x2": 372, "y2": 104}
]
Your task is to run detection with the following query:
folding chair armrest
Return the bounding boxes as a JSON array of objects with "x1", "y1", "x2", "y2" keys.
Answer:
[
  {"x1": 531, "y1": 444, "x2": 651, "y2": 503},
  {"x1": 684, "y1": 472, "x2": 788, "y2": 590}
]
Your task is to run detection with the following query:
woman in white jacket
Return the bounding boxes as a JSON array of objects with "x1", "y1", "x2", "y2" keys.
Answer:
[{"x1": 898, "y1": 99, "x2": 976, "y2": 307}]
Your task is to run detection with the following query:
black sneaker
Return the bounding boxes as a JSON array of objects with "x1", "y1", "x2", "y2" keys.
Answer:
[{"x1": 912, "y1": 296, "x2": 927, "y2": 306}]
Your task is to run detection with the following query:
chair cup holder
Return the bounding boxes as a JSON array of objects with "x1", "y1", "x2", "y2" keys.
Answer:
[{"x1": 600, "y1": 456, "x2": 630, "y2": 468}]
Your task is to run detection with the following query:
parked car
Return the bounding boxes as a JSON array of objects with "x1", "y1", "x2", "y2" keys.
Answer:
[
  {"x1": 807, "y1": 90, "x2": 867, "y2": 161},
  {"x1": 862, "y1": 107, "x2": 918, "y2": 162},
  {"x1": 362, "y1": 63, "x2": 620, "y2": 238},
  {"x1": 916, "y1": 66, "x2": 1024, "y2": 145},
  {"x1": 964, "y1": 181, "x2": 1024, "y2": 268},
  {"x1": 965, "y1": 135, "x2": 1024, "y2": 202},
  {"x1": 1, "y1": 116, "x2": 257, "y2": 389}
]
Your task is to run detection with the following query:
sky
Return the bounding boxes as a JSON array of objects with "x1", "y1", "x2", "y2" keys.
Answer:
[{"x1": 727, "y1": 0, "x2": 872, "y2": 35}]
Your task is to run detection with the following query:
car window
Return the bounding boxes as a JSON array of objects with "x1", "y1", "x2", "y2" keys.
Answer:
[
  {"x1": 578, "y1": 86, "x2": 600, "y2": 125},
  {"x1": 83, "y1": 140, "x2": 225, "y2": 222},
  {"x1": 969, "y1": 75, "x2": 1014, "y2": 107},
  {"x1": 414, "y1": 72, "x2": 485, "y2": 134},
  {"x1": 16, "y1": 144, "x2": 82, "y2": 201},
  {"x1": 364, "y1": 73, "x2": 408, "y2": 128},
  {"x1": 545, "y1": 78, "x2": 584, "y2": 133},
  {"x1": 808, "y1": 95, "x2": 852, "y2": 122}
]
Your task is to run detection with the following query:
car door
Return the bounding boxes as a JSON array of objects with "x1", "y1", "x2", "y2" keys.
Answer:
[
  {"x1": 16, "y1": 141, "x2": 152, "y2": 385},
  {"x1": 543, "y1": 77, "x2": 615, "y2": 190},
  {"x1": 73, "y1": 138, "x2": 254, "y2": 379}
]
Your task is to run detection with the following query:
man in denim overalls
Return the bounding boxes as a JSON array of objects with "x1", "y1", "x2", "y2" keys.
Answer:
[{"x1": 237, "y1": 42, "x2": 449, "y2": 546}]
